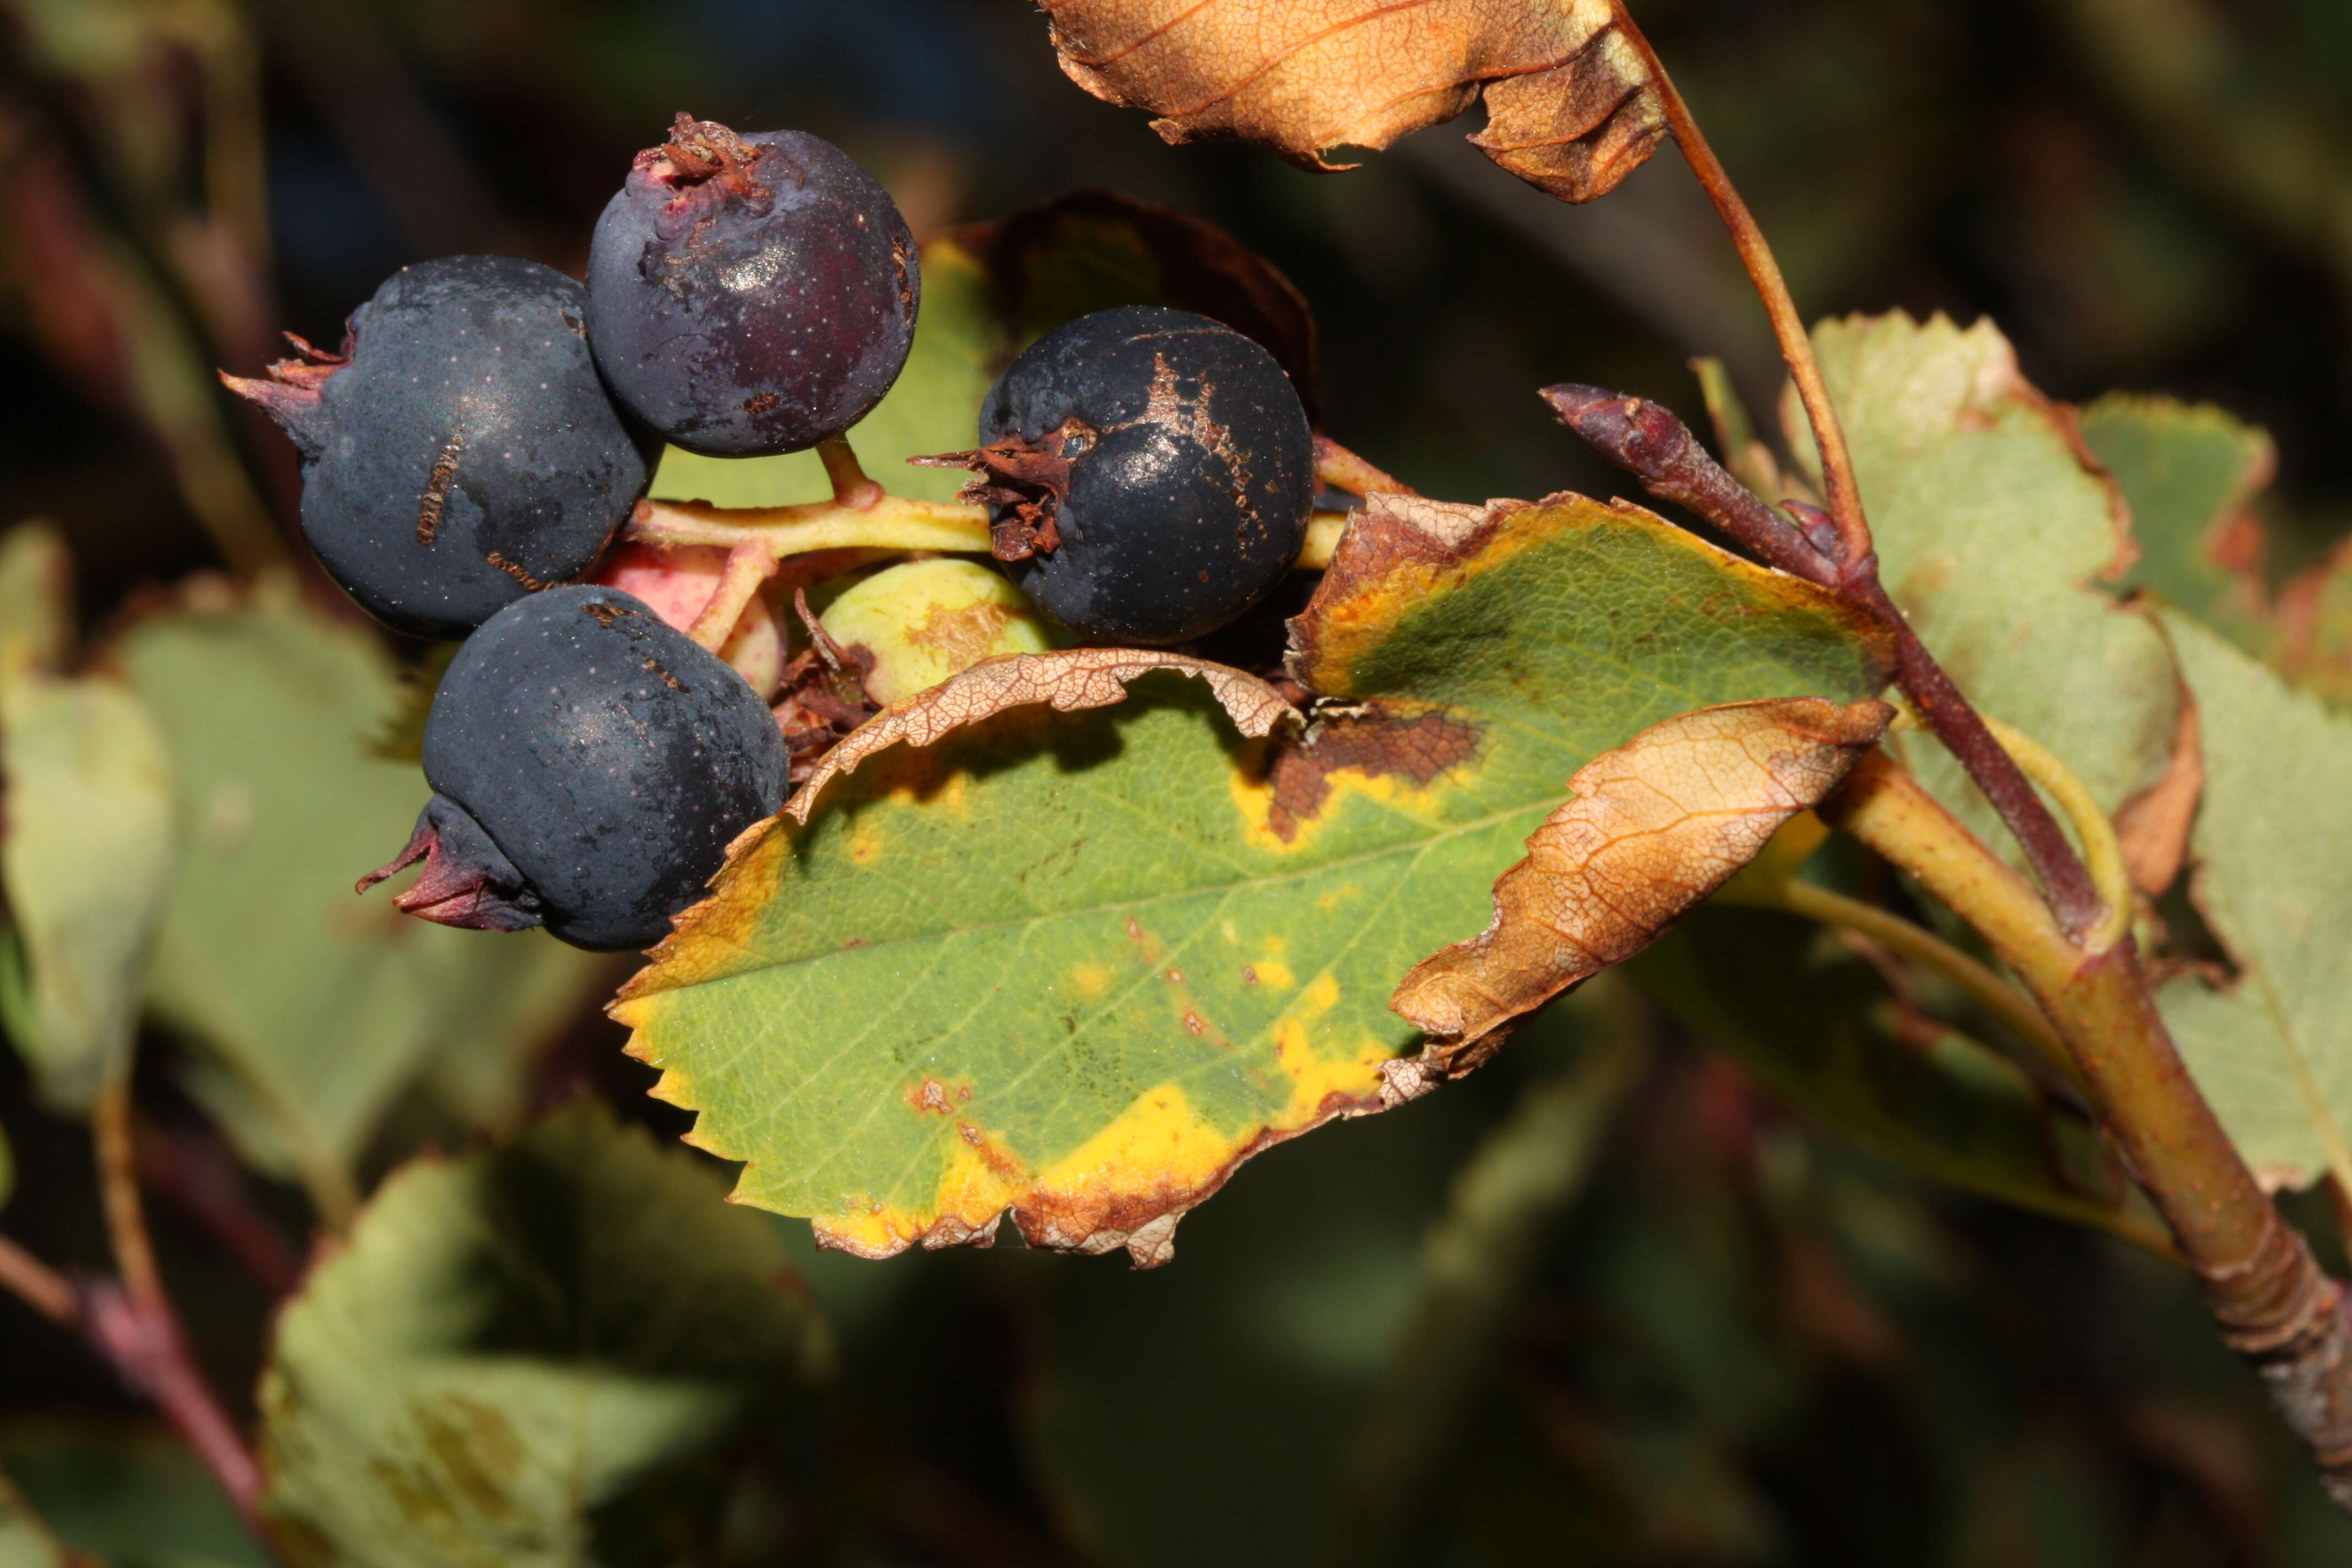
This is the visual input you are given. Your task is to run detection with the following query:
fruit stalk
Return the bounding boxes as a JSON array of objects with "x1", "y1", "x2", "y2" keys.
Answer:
[{"x1": 1824, "y1": 752, "x2": 2352, "y2": 1504}]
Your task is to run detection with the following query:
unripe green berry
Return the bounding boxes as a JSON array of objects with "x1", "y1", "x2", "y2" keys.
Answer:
[{"x1": 818, "y1": 559, "x2": 1055, "y2": 705}]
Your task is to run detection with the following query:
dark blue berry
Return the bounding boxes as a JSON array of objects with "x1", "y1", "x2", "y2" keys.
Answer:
[
  {"x1": 941, "y1": 305, "x2": 1314, "y2": 646},
  {"x1": 360, "y1": 586, "x2": 790, "y2": 951},
  {"x1": 585, "y1": 116, "x2": 919, "y2": 458},
  {"x1": 225, "y1": 255, "x2": 648, "y2": 640}
]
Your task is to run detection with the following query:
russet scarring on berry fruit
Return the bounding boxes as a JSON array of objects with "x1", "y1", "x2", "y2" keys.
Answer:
[
  {"x1": 224, "y1": 255, "x2": 649, "y2": 641},
  {"x1": 925, "y1": 304, "x2": 1315, "y2": 646}
]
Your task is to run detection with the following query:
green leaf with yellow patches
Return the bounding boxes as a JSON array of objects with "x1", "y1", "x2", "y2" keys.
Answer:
[
  {"x1": 615, "y1": 492, "x2": 1893, "y2": 1264},
  {"x1": 1784, "y1": 314, "x2": 2179, "y2": 841},
  {"x1": 258, "y1": 1103, "x2": 828, "y2": 1568}
]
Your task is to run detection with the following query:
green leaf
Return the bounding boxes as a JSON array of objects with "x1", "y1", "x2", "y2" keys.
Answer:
[
  {"x1": 648, "y1": 235, "x2": 1010, "y2": 509},
  {"x1": 108, "y1": 581, "x2": 606, "y2": 1210},
  {"x1": 0, "y1": 1424, "x2": 268, "y2": 1568},
  {"x1": 257, "y1": 1102, "x2": 828, "y2": 1568},
  {"x1": 616, "y1": 493, "x2": 1892, "y2": 1262},
  {"x1": 1787, "y1": 315, "x2": 2179, "y2": 833},
  {"x1": 1627, "y1": 904, "x2": 2155, "y2": 1242},
  {"x1": 0, "y1": 1469, "x2": 68, "y2": 1568},
  {"x1": 2079, "y1": 393, "x2": 2274, "y2": 645},
  {"x1": 0, "y1": 525, "x2": 176, "y2": 1113},
  {"x1": 2154, "y1": 609, "x2": 2352, "y2": 1191}
]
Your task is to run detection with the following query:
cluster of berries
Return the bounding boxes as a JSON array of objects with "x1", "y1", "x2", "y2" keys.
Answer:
[{"x1": 227, "y1": 117, "x2": 1316, "y2": 951}]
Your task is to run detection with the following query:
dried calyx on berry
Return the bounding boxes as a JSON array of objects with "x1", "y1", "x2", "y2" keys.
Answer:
[
  {"x1": 358, "y1": 585, "x2": 788, "y2": 952},
  {"x1": 919, "y1": 305, "x2": 1315, "y2": 646},
  {"x1": 222, "y1": 255, "x2": 649, "y2": 640},
  {"x1": 585, "y1": 113, "x2": 921, "y2": 458}
]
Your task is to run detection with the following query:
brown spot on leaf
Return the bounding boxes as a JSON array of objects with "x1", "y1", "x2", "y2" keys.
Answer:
[
  {"x1": 1262, "y1": 707, "x2": 1482, "y2": 842},
  {"x1": 908, "y1": 1078, "x2": 954, "y2": 1115}
]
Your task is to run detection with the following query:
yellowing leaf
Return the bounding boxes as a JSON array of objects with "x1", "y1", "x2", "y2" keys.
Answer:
[
  {"x1": 1393, "y1": 697, "x2": 1890, "y2": 1046},
  {"x1": 1042, "y1": 0, "x2": 1666, "y2": 201},
  {"x1": 614, "y1": 493, "x2": 1892, "y2": 1265}
]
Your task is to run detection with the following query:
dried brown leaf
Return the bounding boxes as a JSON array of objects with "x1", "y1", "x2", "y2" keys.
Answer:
[
  {"x1": 1041, "y1": 0, "x2": 1667, "y2": 202},
  {"x1": 786, "y1": 648, "x2": 1297, "y2": 825},
  {"x1": 1392, "y1": 696, "x2": 1892, "y2": 1046}
]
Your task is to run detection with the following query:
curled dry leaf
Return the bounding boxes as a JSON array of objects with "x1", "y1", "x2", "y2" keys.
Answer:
[
  {"x1": 1042, "y1": 0, "x2": 1667, "y2": 202},
  {"x1": 786, "y1": 649, "x2": 1297, "y2": 825},
  {"x1": 1392, "y1": 696, "x2": 1893, "y2": 1049}
]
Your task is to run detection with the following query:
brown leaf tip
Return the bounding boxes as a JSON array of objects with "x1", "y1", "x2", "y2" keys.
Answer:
[{"x1": 1392, "y1": 697, "x2": 1892, "y2": 1046}]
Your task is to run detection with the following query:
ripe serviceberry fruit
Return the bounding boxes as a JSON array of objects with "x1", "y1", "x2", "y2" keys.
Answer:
[
  {"x1": 224, "y1": 255, "x2": 647, "y2": 640},
  {"x1": 925, "y1": 305, "x2": 1313, "y2": 645},
  {"x1": 818, "y1": 559, "x2": 1054, "y2": 704},
  {"x1": 359, "y1": 585, "x2": 789, "y2": 951},
  {"x1": 585, "y1": 115, "x2": 919, "y2": 458}
]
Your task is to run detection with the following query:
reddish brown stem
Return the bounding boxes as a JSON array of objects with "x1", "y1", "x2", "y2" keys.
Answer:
[
  {"x1": 1314, "y1": 434, "x2": 1416, "y2": 498},
  {"x1": 1827, "y1": 755, "x2": 2352, "y2": 1502},
  {"x1": 0, "y1": 1235, "x2": 268, "y2": 1535},
  {"x1": 1610, "y1": 10, "x2": 1871, "y2": 572},
  {"x1": 80, "y1": 1279, "x2": 267, "y2": 1531},
  {"x1": 1543, "y1": 383, "x2": 2108, "y2": 938}
]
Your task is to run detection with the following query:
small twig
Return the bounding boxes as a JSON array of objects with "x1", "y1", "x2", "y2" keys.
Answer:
[
  {"x1": 1718, "y1": 874, "x2": 2086, "y2": 1096},
  {"x1": 1610, "y1": 10, "x2": 1871, "y2": 569},
  {"x1": 629, "y1": 493, "x2": 993, "y2": 557},
  {"x1": 1313, "y1": 434, "x2": 1415, "y2": 498},
  {"x1": 0, "y1": 1231, "x2": 75, "y2": 1325},
  {"x1": 0, "y1": 1234, "x2": 267, "y2": 1534},
  {"x1": 93, "y1": 1076, "x2": 165, "y2": 1310},
  {"x1": 815, "y1": 435, "x2": 885, "y2": 510},
  {"x1": 1544, "y1": 384, "x2": 2108, "y2": 938},
  {"x1": 135, "y1": 1115, "x2": 303, "y2": 1299},
  {"x1": 82, "y1": 1072, "x2": 269, "y2": 1533},
  {"x1": 1825, "y1": 752, "x2": 2352, "y2": 1503},
  {"x1": 685, "y1": 537, "x2": 780, "y2": 654},
  {"x1": 80, "y1": 1278, "x2": 266, "y2": 1531}
]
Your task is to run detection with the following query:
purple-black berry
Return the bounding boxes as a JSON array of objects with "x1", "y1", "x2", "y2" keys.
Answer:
[
  {"x1": 584, "y1": 115, "x2": 919, "y2": 458},
  {"x1": 224, "y1": 255, "x2": 649, "y2": 640},
  {"x1": 360, "y1": 585, "x2": 789, "y2": 951},
  {"x1": 938, "y1": 305, "x2": 1314, "y2": 646}
]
